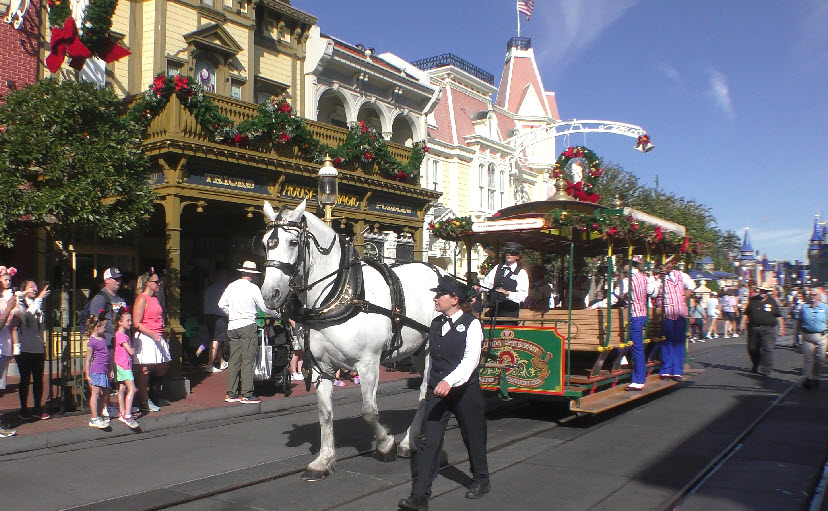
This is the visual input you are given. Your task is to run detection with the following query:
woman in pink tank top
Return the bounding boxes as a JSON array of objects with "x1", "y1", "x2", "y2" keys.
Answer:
[{"x1": 132, "y1": 268, "x2": 170, "y2": 412}]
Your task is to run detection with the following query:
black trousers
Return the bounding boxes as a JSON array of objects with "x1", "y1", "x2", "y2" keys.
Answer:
[
  {"x1": 15, "y1": 352, "x2": 45, "y2": 412},
  {"x1": 412, "y1": 383, "x2": 489, "y2": 498},
  {"x1": 748, "y1": 325, "x2": 775, "y2": 375}
]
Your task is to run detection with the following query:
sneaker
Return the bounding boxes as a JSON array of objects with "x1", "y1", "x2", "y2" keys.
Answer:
[
  {"x1": 292, "y1": 372, "x2": 304, "y2": 381},
  {"x1": 210, "y1": 366, "x2": 223, "y2": 373},
  {"x1": 333, "y1": 379, "x2": 345, "y2": 387},
  {"x1": 88, "y1": 417, "x2": 108, "y2": 429},
  {"x1": 0, "y1": 423, "x2": 17, "y2": 437},
  {"x1": 101, "y1": 406, "x2": 120, "y2": 418},
  {"x1": 146, "y1": 400, "x2": 160, "y2": 412},
  {"x1": 712, "y1": 333, "x2": 719, "y2": 338},
  {"x1": 354, "y1": 376, "x2": 360, "y2": 385},
  {"x1": 239, "y1": 396, "x2": 261, "y2": 404},
  {"x1": 220, "y1": 361, "x2": 229, "y2": 370},
  {"x1": 225, "y1": 395, "x2": 240, "y2": 403},
  {"x1": 39, "y1": 412, "x2": 51, "y2": 420},
  {"x1": 118, "y1": 414, "x2": 140, "y2": 429}
]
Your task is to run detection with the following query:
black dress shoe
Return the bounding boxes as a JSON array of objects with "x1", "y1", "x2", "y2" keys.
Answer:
[
  {"x1": 465, "y1": 481, "x2": 490, "y2": 499},
  {"x1": 804, "y1": 378, "x2": 813, "y2": 389},
  {"x1": 671, "y1": 375, "x2": 682, "y2": 382},
  {"x1": 398, "y1": 494, "x2": 428, "y2": 510}
]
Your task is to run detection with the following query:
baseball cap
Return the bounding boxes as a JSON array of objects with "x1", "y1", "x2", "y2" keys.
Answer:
[{"x1": 103, "y1": 267, "x2": 123, "y2": 280}]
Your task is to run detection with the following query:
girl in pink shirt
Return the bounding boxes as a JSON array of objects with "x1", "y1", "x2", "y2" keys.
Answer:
[{"x1": 114, "y1": 308, "x2": 139, "y2": 429}]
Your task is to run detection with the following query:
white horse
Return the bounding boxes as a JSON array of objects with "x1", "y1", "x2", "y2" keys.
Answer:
[{"x1": 259, "y1": 200, "x2": 440, "y2": 480}]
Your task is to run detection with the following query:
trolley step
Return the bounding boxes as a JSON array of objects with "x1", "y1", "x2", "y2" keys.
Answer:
[{"x1": 569, "y1": 372, "x2": 695, "y2": 414}]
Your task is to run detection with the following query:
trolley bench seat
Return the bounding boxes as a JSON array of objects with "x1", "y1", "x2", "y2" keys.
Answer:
[{"x1": 497, "y1": 308, "x2": 664, "y2": 351}]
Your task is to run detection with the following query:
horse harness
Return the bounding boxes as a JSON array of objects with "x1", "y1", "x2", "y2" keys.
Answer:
[{"x1": 264, "y1": 212, "x2": 437, "y2": 385}]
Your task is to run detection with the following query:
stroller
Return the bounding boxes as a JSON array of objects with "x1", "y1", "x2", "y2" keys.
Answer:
[{"x1": 254, "y1": 317, "x2": 293, "y2": 396}]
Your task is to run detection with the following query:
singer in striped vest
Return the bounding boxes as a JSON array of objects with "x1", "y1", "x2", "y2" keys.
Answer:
[
  {"x1": 656, "y1": 266, "x2": 695, "y2": 381},
  {"x1": 616, "y1": 259, "x2": 658, "y2": 390}
]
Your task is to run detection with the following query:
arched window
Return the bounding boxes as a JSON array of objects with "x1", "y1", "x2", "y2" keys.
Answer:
[
  {"x1": 500, "y1": 168, "x2": 507, "y2": 209},
  {"x1": 194, "y1": 58, "x2": 216, "y2": 93},
  {"x1": 478, "y1": 163, "x2": 485, "y2": 208},
  {"x1": 487, "y1": 163, "x2": 496, "y2": 210}
]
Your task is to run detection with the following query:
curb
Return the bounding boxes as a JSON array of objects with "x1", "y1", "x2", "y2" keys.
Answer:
[{"x1": 0, "y1": 377, "x2": 419, "y2": 457}]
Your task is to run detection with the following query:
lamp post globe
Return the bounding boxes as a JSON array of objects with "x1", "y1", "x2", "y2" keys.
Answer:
[{"x1": 318, "y1": 154, "x2": 339, "y2": 225}]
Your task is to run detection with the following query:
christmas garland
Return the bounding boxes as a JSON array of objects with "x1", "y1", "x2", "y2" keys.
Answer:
[
  {"x1": 45, "y1": 0, "x2": 130, "y2": 73},
  {"x1": 546, "y1": 210, "x2": 703, "y2": 255},
  {"x1": 552, "y1": 146, "x2": 603, "y2": 203},
  {"x1": 125, "y1": 73, "x2": 427, "y2": 182},
  {"x1": 428, "y1": 216, "x2": 473, "y2": 241}
]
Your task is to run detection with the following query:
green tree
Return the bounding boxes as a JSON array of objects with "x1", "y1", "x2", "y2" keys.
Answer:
[
  {"x1": 0, "y1": 79, "x2": 156, "y2": 247},
  {"x1": 0, "y1": 79, "x2": 157, "y2": 324}
]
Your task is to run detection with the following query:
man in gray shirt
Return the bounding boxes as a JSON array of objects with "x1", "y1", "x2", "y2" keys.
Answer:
[{"x1": 88, "y1": 267, "x2": 128, "y2": 416}]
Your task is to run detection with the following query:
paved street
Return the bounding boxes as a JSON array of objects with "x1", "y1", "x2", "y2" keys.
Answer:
[{"x1": 0, "y1": 329, "x2": 824, "y2": 511}]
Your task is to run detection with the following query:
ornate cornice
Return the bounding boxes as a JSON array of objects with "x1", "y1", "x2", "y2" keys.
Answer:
[{"x1": 257, "y1": 0, "x2": 316, "y2": 26}]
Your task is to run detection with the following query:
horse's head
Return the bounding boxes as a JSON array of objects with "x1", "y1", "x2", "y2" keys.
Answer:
[{"x1": 260, "y1": 199, "x2": 307, "y2": 309}]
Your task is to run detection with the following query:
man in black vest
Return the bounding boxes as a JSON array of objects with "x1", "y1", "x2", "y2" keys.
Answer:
[
  {"x1": 478, "y1": 242, "x2": 529, "y2": 320},
  {"x1": 399, "y1": 275, "x2": 489, "y2": 511},
  {"x1": 741, "y1": 285, "x2": 785, "y2": 376}
]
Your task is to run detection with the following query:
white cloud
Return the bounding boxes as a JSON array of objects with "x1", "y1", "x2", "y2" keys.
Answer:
[
  {"x1": 659, "y1": 62, "x2": 680, "y2": 82},
  {"x1": 534, "y1": 1, "x2": 639, "y2": 75},
  {"x1": 707, "y1": 68, "x2": 735, "y2": 120}
]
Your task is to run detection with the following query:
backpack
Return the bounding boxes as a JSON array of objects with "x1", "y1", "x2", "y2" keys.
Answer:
[{"x1": 78, "y1": 291, "x2": 112, "y2": 334}]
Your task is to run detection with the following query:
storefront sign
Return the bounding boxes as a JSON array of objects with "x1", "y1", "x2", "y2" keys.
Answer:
[
  {"x1": 368, "y1": 200, "x2": 418, "y2": 218},
  {"x1": 187, "y1": 172, "x2": 270, "y2": 195},
  {"x1": 472, "y1": 217, "x2": 545, "y2": 232},
  {"x1": 279, "y1": 184, "x2": 360, "y2": 209},
  {"x1": 147, "y1": 172, "x2": 165, "y2": 186}
]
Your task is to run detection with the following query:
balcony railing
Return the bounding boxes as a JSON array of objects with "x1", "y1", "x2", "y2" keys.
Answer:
[
  {"x1": 411, "y1": 54, "x2": 494, "y2": 85},
  {"x1": 141, "y1": 93, "x2": 413, "y2": 172}
]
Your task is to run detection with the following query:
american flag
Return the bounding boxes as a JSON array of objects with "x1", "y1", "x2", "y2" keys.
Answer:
[{"x1": 517, "y1": 0, "x2": 534, "y2": 20}]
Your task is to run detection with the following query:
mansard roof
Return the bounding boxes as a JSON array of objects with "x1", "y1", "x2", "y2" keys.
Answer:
[{"x1": 495, "y1": 46, "x2": 557, "y2": 119}]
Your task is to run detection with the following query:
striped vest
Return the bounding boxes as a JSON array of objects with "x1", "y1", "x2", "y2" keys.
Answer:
[
  {"x1": 630, "y1": 271, "x2": 649, "y2": 318},
  {"x1": 662, "y1": 270, "x2": 689, "y2": 320}
]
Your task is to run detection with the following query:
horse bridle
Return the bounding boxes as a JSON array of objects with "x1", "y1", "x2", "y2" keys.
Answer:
[{"x1": 262, "y1": 212, "x2": 338, "y2": 295}]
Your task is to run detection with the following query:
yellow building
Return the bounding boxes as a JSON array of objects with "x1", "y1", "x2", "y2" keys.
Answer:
[{"x1": 42, "y1": 0, "x2": 438, "y2": 395}]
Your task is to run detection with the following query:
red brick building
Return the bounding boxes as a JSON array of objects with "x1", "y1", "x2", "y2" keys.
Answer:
[{"x1": 1, "y1": 0, "x2": 40, "y2": 99}]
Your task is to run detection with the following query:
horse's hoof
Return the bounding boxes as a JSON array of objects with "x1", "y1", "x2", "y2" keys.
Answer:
[
  {"x1": 376, "y1": 446, "x2": 397, "y2": 463},
  {"x1": 397, "y1": 446, "x2": 413, "y2": 459},
  {"x1": 301, "y1": 468, "x2": 330, "y2": 481}
]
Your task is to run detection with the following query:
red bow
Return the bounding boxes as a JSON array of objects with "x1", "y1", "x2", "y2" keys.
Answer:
[
  {"x1": 46, "y1": 17, "x2": 131, "y2": 74},
  {"x1": 680, "y1": 236, "x2": 690, "y2": 253},
  {"x1": 46, "y1": 17, "x2": 92, "y2": 73}
]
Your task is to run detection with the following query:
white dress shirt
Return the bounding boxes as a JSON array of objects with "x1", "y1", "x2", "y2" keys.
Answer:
[
  {"x1": 480, "y1": 262, "x2": 529, "y2": 304},
  {"x1": 218, "y1": 278, "x2": 280, "y2": 331},
  {"x1": 441, "y1": 309, "x2": 484, "y2": 388}
]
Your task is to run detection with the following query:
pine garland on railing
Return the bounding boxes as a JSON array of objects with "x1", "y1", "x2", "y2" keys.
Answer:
[
  {"x1": 428, "y1": 216, "x2": 473, "y2": 241},
  {"x1": 125, "y1": 73, "x2": 427, "y2": 183}
]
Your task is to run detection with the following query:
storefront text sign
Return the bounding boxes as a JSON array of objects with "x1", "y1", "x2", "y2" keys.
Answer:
[
  {"x1": 187, "y1": 172, "x2": 270, "y2": 195},
  {"x1": 368, "y1": 200, "x2": 418, "y2": 218},
  {"x1": 280, "y1": 184, "x2": 360, "y2": 209}
]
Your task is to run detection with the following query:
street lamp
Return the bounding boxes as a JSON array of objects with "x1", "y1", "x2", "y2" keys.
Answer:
[{"x1": 317, "y1": 154, "x2": 339, "y2": 225}]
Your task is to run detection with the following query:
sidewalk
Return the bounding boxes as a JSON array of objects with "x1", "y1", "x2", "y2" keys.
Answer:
[{"x1": 0, "y1": 362, "x2": 418, "y2": 442}]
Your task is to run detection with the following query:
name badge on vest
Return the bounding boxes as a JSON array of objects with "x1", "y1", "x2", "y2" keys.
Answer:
[{"x1": 456, "y1": 324, "x2": 465, "y2": 332}]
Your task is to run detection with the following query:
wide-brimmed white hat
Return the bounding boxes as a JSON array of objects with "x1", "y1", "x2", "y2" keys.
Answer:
[{"x1": 237, "y1": 261, "x2": 261, "y2": 274}]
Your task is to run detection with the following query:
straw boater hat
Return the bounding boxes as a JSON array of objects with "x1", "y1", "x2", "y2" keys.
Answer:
[{"x1": 237, "y1": 261, "x2": 261, "y2": 274}]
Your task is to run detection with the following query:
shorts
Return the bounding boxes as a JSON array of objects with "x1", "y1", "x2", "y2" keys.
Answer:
[
  {"x1": 133, "y1": 332, "x2": 172, "y2": 365},
  {"x1": 725, "y1": 311, "x2": 738, "y2": 321},
  {"x1": 90, "y1": 372, "x2": 110, "y2": 388},
  {"x1": 206, "y1": 315, "x2": 229, "y2": 344},
  {"x1": 116, "y1": 366, "x2": 134, "y2": 381}
]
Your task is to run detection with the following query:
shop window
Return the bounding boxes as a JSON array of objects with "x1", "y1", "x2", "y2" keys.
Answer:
[
  {"x1": 194, "y1": 59, "x2": 216, "y2": 93},
  {"x1": 396, "y1": 242, "x2": 414, "y2": 262}
]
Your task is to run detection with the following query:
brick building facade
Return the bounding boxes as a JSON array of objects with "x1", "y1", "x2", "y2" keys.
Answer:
[{"x1": 1, "y1": 0, "x2": 40, "y2": 99}]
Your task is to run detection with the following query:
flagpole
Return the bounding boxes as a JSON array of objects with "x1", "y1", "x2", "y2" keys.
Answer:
[{"x1": 517, "y1": 2, "x2": 521, "y2": 37}]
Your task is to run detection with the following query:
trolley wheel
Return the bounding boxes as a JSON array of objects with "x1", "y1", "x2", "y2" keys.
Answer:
[{"x1": 281, "y1": 366, "x2": 292, "y2": 396}]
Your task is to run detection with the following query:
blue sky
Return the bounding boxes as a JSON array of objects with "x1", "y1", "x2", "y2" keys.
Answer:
[{"x1": 293, "y1": 0, "x2": 827, "y2": 262}]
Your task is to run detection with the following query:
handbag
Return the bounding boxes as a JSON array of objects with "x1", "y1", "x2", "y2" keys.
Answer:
[{"x1": 254, "y1": 329, "x2": 273, "y2": 381}]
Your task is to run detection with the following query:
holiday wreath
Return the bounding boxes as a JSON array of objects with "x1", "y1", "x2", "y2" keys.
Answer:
[{"x1": 551, "y1": 146, "x2": 603, "y2": 203}]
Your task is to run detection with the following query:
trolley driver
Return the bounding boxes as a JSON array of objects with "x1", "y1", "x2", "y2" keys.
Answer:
[{"x1": 477, "y1": 242, "x2": 529, "y2": 319}]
